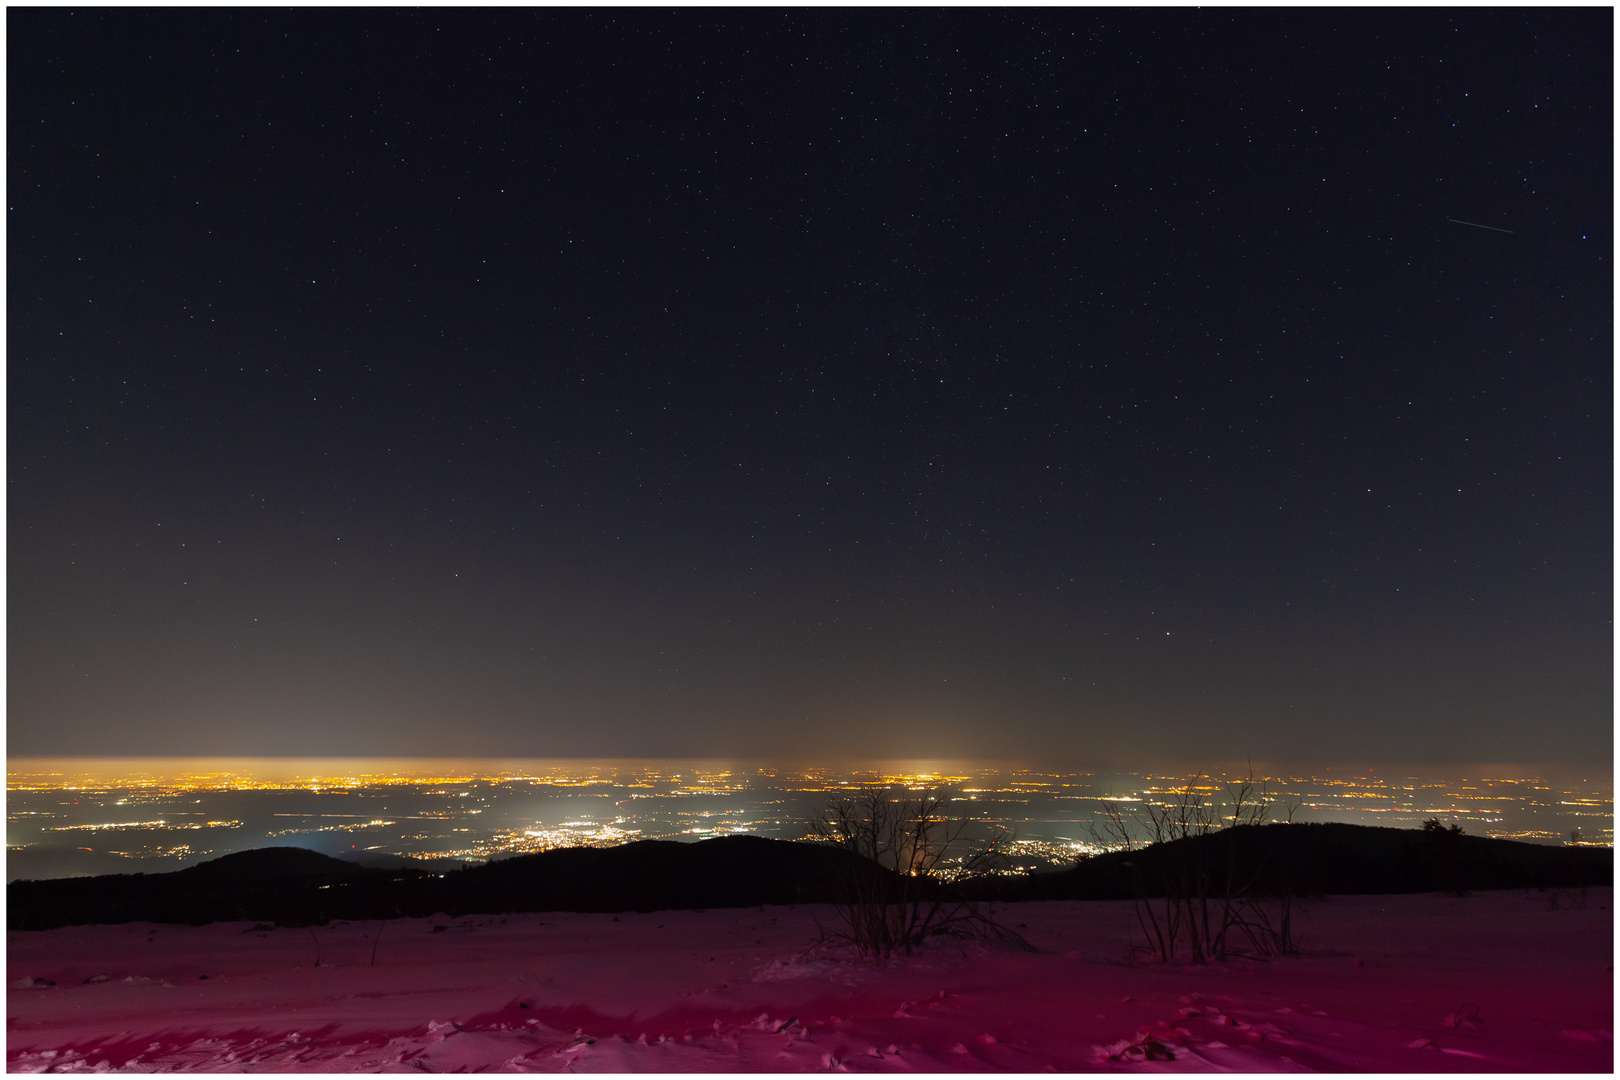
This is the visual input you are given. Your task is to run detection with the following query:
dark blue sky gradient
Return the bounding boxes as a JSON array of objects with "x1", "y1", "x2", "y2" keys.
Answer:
[{"x1": 9, "y1": 9, "x2": 1611, "y2": 762}]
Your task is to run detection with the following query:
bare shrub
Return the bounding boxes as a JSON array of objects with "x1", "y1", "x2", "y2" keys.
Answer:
[
  {"x1": 810, "y1": 786, "x2": 1029, "y2": 959},
  {"x1": 1089, "y1": 767, "x2": 1298, "y2": 963},
  {"x1": 1555, "y1": 828, "x2": 1590, "y2": 909}
]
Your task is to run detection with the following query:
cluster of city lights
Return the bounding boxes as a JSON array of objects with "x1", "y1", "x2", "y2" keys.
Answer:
[
  {"x1": 267, "y1": 818, "x2": 396, "y2": 838},
  {"x1": 46, "y1": 819, "x2": 242, "y2": 832},
  {"x1": 8, "y1": 761, "x2": 1610, "y2": 870}
]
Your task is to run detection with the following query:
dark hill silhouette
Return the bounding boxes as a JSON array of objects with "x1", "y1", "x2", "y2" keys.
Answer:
[
  {"x1": 7, "y1": 826, "x2": 1611, "y2": 931},
  {"x1": 7, "y1": 836, "x2": 887, "y2": 930},
  {"x1": 346, "y1": 851, "x2": 468, "y2": 874},
  {"x1": 462, "y1": 835, "x2": 874, "y2": 913},
  {"x1": 181, "y1": 846, "x2": 365, "y2": 881},
  {"x1": 964, "y1": 822, "x2": 1612, "y2": 902},
  {"x1": 7, "y1": 847, "x2": 372, "y2": 930}
]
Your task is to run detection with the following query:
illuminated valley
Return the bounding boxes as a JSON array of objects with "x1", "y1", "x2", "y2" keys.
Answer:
[{"x1": 6, "y1": 759, "x2": 1609, "y2": 882}]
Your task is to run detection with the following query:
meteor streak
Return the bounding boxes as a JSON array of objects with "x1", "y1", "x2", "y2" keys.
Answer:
[{"x1": 1447, "y1": 217, "x2": 1515, "y2": 234}]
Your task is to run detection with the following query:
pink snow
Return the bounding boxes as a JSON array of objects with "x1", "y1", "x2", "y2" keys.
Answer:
[{"x1": 7, "y1": 889, "x2": 1611, "y2": 1072}]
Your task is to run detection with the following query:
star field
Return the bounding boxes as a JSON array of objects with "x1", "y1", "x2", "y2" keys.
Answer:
[{"x1": 8, "y1": 9, "x2": 1610, "y2": 763}]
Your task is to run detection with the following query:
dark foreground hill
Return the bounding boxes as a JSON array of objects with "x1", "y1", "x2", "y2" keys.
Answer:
[
  {"x1": 964, "y1": 822, "x2": 1612, "y2": 902},
  {"x1": 6, "y1": 836, "x2": 876, "y2": 930},
  {"x1": 7, "y1": 825, "x2": 1611, "y2": 931}
]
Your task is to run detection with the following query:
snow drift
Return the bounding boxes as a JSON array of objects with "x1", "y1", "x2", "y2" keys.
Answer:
[{"x1": 8, "y1": 889, "x2": 1611, "y2": 1072}]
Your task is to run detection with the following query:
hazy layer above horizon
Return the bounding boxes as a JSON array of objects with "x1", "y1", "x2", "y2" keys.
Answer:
[{"x1": 9, "y1": 756, "x2": 1614, "y2": 789}]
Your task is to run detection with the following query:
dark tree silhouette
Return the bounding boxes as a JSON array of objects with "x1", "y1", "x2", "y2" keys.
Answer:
[
  {"x1": 1088, "y1": 767, "x2": 1298, "y2": 963},
  {"x1": 810, "y1": 786, "x2": 1028, "y2": 959}
]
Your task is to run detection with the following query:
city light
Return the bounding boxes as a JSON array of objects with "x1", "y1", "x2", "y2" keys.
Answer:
[{"x1": 7, "y1": 761, "x2": 1610, "y2": 875}]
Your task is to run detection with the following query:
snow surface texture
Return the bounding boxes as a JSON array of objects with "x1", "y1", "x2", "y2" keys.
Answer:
[{"x1": 7, "y1": 890, "x2": 1612, "y2": 1072}]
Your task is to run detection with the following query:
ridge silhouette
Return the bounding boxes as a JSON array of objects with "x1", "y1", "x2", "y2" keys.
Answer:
[{"x1": 7, "y1": 825, "x2": 1610, "y2": 931}]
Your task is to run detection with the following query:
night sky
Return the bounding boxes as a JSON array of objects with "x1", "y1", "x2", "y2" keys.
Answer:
[{"x1": 9, "y1": 9, "x2": 1611, "y2": 764}]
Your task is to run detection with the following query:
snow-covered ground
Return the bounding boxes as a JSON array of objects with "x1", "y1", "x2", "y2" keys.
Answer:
[{"x1": 7, "y1": 889, "x2": 1611, "y2": 1072}]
